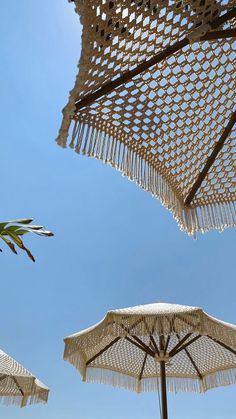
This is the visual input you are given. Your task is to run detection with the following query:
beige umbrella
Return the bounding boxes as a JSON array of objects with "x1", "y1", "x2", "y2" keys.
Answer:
[
  {"x1": 64, "y1": 302, "x2": 236, "y2": 419},
  {"x1": 57, "y1": 0, "x2": 236, "y2": 235},
  {"x1": 0, "y1": 349, "x2": 49, "y2": 407}
]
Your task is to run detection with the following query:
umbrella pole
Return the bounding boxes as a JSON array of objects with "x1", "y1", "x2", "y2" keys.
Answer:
[{"x1": 160, "y1": 361, "x2": 168, "y2": 419}]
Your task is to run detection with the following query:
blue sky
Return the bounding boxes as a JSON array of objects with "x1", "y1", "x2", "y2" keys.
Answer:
[{"x1": 0, "y1": 1, "x2": 236, "y2": 418}]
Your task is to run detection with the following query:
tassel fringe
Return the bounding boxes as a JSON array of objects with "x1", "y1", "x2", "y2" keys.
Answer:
[
  {"x1": 0, "y1": 389, "x2": 49, "y2": 408},
  {"x1": 57, "y1": 120, "x2": 236, "y2": 235},
  {"x1": 63, "y1": 354, "x2": 236, "y2": 394}
]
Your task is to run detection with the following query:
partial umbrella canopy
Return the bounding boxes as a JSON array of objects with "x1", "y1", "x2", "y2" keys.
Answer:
[
  {"x1": 57, "y1": 0, "x2": 236, "y2": 235},
  {"x1": 64, "y1": 302, "x2": 236, "y2": 418},
  {"x1": 0, "y1": 349, "x2": 49, "y2": 407}
]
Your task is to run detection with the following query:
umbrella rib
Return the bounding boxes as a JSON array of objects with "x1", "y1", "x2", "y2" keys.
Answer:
[
  {"x1": 85, "y1": 318, "x2": 157, "y2": 365},
  {"x1": 125, "y1": 336, "x2": 150, "y2": 354},
  {"x1": 185, "y1": 110, "x2": 236, "y2": 206},
  {"x1": 0, "y1": 374, "x2": 8, "y2": 382},
  {"x1": 175, "y1": 333, "x2": 202, "y2": 379},
  {"x1": 175, "y1": 313, "x2": 200, "y2": 329},
  {"x1": 127, "y1": 336, "x2": 155, "y2": 357},
  {"x1": 150, "y1": 335, "x2": 160, "y2": 355},
  {"x1": 164, "y1": 335, "x2": 171, "y2": 355},
  {"x1": 170, "y1": 335, "x2": 201, "y2": 357},
  {"x1": 184, "y1": 348, "x2": 203, "y2": 380},
  {"x1": 74, "y1": 8, "x2": 236, "y2": 111},
  {"x1": 12, "y1": 377, "x2": 24, "y2": 397},
  {"x1": 120, "y1": 319, "x2": 146, "y2": 335},
  {"x1": 142, "y1": 319, "x2": 158, "y2": 353},
  {"x1": 126, "y1": 317, "x2": 145, "y2": 333},
  {"x1": 201, "y1": 29, "x2": 236, "y2": 41},
  {"x1": 207, "y1": 336, "x2": 236, "y2": 357},
  {"x1": 142, "y1": 319, "x2": 160, "y2": 355},
  {"x1": 120, "y1": 322, "x2": 156, "y2": 356},
  {"x1": 160, "y1": 334, "x2": 165, "y2": 352},
  {"x1": 139, "y1": 352, "x2": 148, "y2": 381},
  {"x1": 86, "y1": 337, "x2": 121, "y2": 365},
  {"x1": 138, "y1": 334, "x2": 156, "y2": 380},
  {"x1": 169, "y1": 333, "x2": 192, "y2": 357}
]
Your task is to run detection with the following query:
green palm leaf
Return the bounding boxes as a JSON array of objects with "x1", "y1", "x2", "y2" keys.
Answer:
[{"x1": 0, "y1": 219, "x2": 53, "y2": 262}]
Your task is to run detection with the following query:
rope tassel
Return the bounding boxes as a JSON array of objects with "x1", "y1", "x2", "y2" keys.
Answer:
[{"x1": 57, "y1": 119, "x2": 236, "y2": 236}]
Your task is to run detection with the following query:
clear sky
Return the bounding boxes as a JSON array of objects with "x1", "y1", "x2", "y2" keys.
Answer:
[{"x1": 0, "y1": 1, "x2": 236, "y2": 418}]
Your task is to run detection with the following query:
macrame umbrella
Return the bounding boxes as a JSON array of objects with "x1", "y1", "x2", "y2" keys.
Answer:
[
  {"x1": 57, "y1": 0, "x2": 236, "y2": 235},
  {"x1": 0, "y1": 349, "x2": 49, "y2": 407},
  {"x1": 64, "y1": 302, "x2": 236, "y2": 419}
]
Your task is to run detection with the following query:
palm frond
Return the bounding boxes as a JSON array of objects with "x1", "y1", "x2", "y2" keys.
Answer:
[{"x1": 0, "y1": 219, "x2": 54, "y2": 262}]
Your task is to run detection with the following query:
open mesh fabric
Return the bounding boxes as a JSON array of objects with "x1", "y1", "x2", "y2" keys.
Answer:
[
  {"x1": 57, "y1": 0, "x2": 236, "y2": 235},
  {"x1": 64, "y1": 302, "x2": 236, "y2": 393},
  {"x1": 0, "y1": 350, "x2": 49, "y2": 407}
]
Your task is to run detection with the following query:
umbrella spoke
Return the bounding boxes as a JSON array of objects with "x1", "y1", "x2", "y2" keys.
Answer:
[
  {"x1": 164, "y1": 335, "x2": 171, "y2": 355},
  {"x1": 126, "y1": 336, "x2": 155, "y2": 357},
  {"x1": 125, "y1": 337, "x2": 150, "y2": 355},
  {"x1": 149, "y1": 335, "x2": 159, "y2": 355},
  {"x1": 138, "y1": 333, "x2": 157, "y2": 381},
  {"x1": 176, "y1": 334, "x2": 202, "y2": 379},
  {"x1": 142, "y1": 319, "x2": 160, "y2": 355},
  {"x1": 0, "y1": 374, "x2": 8, "y2": 383},
  {"x1": 170, "y1": 335, "x2": 201, "y2": 357},
  {"x1": 184, "y1": 349, "x2": 202, "y2": 380},
  {"x1": 160, "y1": 334, "x2": 165, "y2": 352},
  {"x1": 139, "y1": 352, "x2": 148, "y2": 381},
  {"x1": 201, "y1": 29, "x2": 236, "y2": 41},
  {"x1": 12, "y1": 377, "x2": 24, "y2": 397},
  {"x1": 169, "y1": 333, "x2": 192, "y2": 357},
  {"x1": 185, "y1": 110, "x2": 236, "y2": 206},
  {"x1": 86, "y1": 337, "x2": 121, "y2": 365},
  {"x1": 123, "y1": 317, "x2": 145, "y2": 334},
  {"x1": 74, "y1": 8, "x2": 236, "y2": 111},
  {"x1": 120, "y1": 319, "x2": 145, "y2": 336},
  {"x1": 121, "y1": 321, "x2": 157, "y2": 355},
  {"x1": 207, "y1": 336, "x2": 236, "y2": 357},
  {"x1": 175, "y1": 314, "x2": 200, "y2": 329}
]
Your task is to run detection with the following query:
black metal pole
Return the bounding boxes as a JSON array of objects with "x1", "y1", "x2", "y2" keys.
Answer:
[{"x1": 160, "y1": 361, "x2": 168, "y2": 419}]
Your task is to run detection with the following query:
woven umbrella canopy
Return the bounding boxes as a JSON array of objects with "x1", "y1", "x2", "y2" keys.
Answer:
[
  {"x1": 57, "y1": 0, "x2": 236, "y2": 235},
  {"x1": 0, "y1": 349, "x2": 49, "y2": 407},
  {"x1": 64, "y1": 302, "x2": 236, "y2": 418}
]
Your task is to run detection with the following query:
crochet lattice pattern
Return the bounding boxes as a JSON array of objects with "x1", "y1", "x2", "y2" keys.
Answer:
[
  {"x1": 64, "y1": 302, "x2": 236, "y2": 394},
  {"x1": 57, "y1": 0, "x2": 236, "y2": 235}
]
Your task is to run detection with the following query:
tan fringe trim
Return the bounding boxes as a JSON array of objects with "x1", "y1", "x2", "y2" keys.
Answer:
[
  {"x1": 0, "y1": 389, "x2": 49, "y2": 408},
  {"x1": 57, "y1": 120, "x2": 236, "y2": 235},
  {"x1": 202, "y1": 367, "x2": 236, "y2": 392},
  {"x1": 63, "y1": 362, "x2": 236, "y2": 394},
  {"x1": 63, "y1": 349, "x2": 87, "y2": 382},
  {"x1": 84, "y1": 368, "x2": 204, "y2": 393}
]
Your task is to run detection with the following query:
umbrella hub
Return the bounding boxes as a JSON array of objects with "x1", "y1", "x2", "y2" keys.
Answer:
[{"x1": 155, "y1": 351, "x2": 170, "y2": 363}]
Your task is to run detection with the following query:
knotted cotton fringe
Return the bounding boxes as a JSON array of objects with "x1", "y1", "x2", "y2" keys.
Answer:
[
  {"x1": 57, "y1": 119, "x2": 236, "y2": 235},
  {"x1": 0, "y1": 389, "x2": 49, "y2": 408},
  {"x1": 63, "y1": 349, "x2": 236, "y2": 395},
  {"x1": 85, "y1": 368, "x2": 204, "y2": 394}
]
